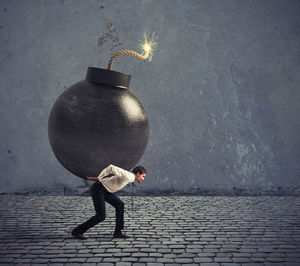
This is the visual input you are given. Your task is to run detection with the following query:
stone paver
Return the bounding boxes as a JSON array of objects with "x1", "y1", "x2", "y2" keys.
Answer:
[{"x1": 0, "y1": 195, "x2": 299, "y2": 265}]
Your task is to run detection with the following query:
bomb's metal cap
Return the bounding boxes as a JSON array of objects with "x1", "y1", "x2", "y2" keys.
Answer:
[{"x1": 85, "y1": 67, "x2": 131, "y2": 89}]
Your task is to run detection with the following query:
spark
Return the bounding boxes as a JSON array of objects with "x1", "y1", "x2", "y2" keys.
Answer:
[{"x1": 140, "y1": 32, "x2": 157, "y2": 61}]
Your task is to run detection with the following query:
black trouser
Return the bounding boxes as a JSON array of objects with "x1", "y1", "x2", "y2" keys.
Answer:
[{"x1": 73, "y1": 181, "x2": 124, "y2": 234}]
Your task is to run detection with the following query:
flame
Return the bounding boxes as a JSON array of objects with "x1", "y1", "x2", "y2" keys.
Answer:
[{"x1": 140, "y1": 32, "x2": 157, "y2": 61}]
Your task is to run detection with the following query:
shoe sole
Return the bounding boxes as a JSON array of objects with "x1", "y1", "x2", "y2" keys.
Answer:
[{"x1": 71, "y1": 233, "x2": 87, "y2": 240}]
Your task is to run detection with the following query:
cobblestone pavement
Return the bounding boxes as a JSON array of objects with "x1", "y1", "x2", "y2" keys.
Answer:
[{"x1": 0, "y1": 195, "x2": 299, "y2": 266}]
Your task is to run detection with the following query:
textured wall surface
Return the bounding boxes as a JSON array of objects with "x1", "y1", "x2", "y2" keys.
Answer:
[{"x1": 1, "y1": 0, "x2": 299, "y2": 195}]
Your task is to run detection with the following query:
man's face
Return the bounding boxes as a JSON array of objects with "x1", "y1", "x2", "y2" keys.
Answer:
[{"x1": 136, "y1": 173, "x2": 146, "y2": 183}]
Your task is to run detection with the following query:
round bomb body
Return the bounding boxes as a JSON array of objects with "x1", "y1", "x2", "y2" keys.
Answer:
[{"x1": 48, "y1": 67, "x2": 149, "y2": 178}]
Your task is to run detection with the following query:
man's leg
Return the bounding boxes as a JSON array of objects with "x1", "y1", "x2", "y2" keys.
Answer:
[
  {"x1": 73, "y1": 182, "x2": 106, "y2": 235},
  {"x1": 105, "y1": 192, "x2": 125, "y2": 234}
]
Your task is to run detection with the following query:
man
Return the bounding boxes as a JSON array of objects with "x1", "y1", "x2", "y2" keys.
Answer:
[{"x1": 71, "y1": 164, "x2": 146, "y2": 239}]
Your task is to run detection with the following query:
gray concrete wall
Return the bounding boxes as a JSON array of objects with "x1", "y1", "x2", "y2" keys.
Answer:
[{"x1": 1, "y1": 0, "x2": 299, "y2": 195}]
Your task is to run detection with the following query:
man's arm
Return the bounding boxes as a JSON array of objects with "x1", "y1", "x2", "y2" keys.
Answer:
[
  {"x1": 98, "y1": 164, "x2": 113, "y2": 179},
  {"x1": 109, "y1": 165, "x2": 135, "y2": 182},
  {"x1": 87, "y1": 176, "x2": 98, "y2": 181},
  {"x1": 98, "y1": 164, "x2": 134, "y2": 182}
]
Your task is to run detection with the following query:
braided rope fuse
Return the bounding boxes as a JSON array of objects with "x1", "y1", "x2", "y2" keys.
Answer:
[{"x1": 107, "y1": 50, "x2": 150, "y2": 70}]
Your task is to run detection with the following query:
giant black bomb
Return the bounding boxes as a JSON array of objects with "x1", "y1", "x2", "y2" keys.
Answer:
[{"x1": 48, "y1": 67, "x2": 149, "y2": 178}]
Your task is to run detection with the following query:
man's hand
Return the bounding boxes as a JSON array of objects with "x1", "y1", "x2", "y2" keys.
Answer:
[{"x1": 87, "y1": 176, "x2": 98, "y2": 181}]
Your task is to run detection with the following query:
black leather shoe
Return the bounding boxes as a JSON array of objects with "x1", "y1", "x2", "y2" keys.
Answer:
[
  {"x1": 113, "y1": 232, "x2": 129, "y2": 239},
  {"x1": 71, "y1": 229, "x2": 87, "y2": 240}
]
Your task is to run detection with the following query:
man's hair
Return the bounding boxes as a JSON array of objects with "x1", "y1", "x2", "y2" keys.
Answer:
[{"x1": 132, "y1": 166, "x2": 146, "y2": 175}]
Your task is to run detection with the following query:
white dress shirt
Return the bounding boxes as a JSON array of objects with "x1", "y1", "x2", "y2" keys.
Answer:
[{"x1": 98, "y1": 164, "x2": 135, "y2": 193}]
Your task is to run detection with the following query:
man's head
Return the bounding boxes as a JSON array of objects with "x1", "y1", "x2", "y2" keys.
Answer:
[{"x1": 132, "y1": 166, "x2": 146, "y2": 183}]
